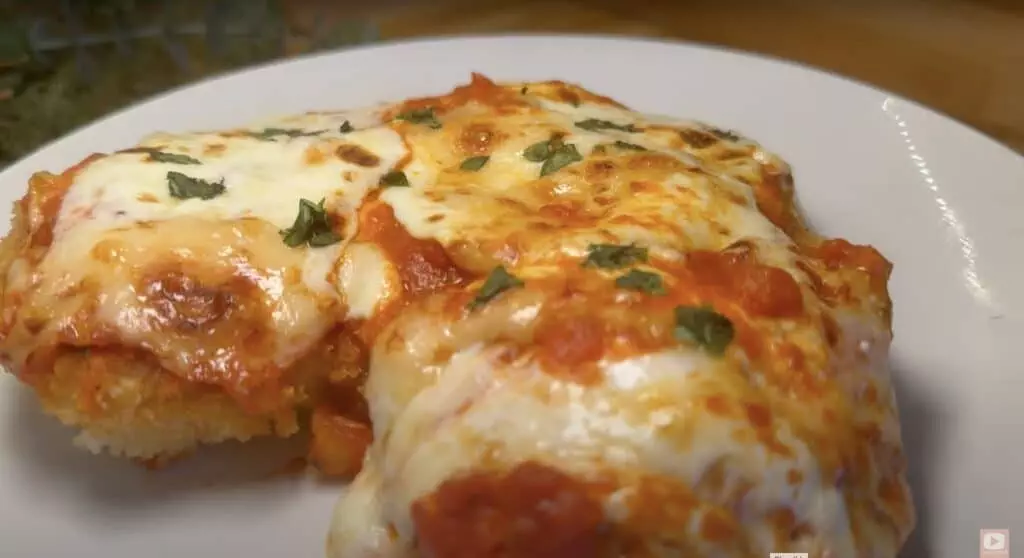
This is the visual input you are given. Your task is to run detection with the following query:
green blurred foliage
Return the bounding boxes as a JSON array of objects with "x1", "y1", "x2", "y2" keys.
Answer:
[{"x1": 0, "y1": 0, "x2": 374, "y2": 168}]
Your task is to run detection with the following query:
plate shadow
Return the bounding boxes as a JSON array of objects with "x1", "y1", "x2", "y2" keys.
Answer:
[
  {"x1": 892, "y1": 360, "x2": 943, "y2": 558},
  {"x1": 1, "y1": 382, "x2": 319, "y2": 520}
]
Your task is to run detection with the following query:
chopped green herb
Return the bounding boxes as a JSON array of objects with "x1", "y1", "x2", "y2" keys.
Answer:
[
  {"x1": 540, "y1": 144, "x2": 583, "y2": 176},
  {"x1": 166, "y1": 171, "x2": 225, "y2": 200},
  {"x1": 582, "y1": 243, "x2": 648, "y2": 269},
  {"x1": 673, "y1": 306, "x2": 734, "y2": 356},
  {"x1": 523, "y1": 140, "x2": 555, "y2": 162},
  {"x1": 615, "y1": 269, "x2": 666, "y2": 295},
  {"x1": 593, "y1": 141, "x2": 647, "y2": 154},
  {"x1": 460, "y1": 155, "x2": 490, "y2": 171},
  {"x1": 245, "y1": 128, "x2": 324, "y2": 141},
  {"x1": 709, "y1": 127, "x2": 741, "y2": 142},
  {"x1": 280, "y1": 198, "x2": 341, "y2": 248},
  {"x1": 522, "y1": 135, "x2": 582, "y2": 176},
  {"x1": 394, "y1": 107, "x2": 442, "y2": 129},
  {"x1": 468, "y1": 266, "x2": 524, "y2": 310},
  {"x1": 575, "y1": 119, "x2": 638, "y2": 133},
  {"x1": 613, "y1": 140, "x2": 647, "y2": 151},
  {"x1": 309, "y1": 230, "x2": 343, "y2": 247},
  {"x1": 141, "y1": 149, "x2": 201, "y2": 165},
  {"x1": 339, "y1": 121, "x2": 354, "y2": 133},
  {"x1": 380, "y1": 171, "x2": 410, "y2": 187},
  {"x1": 520, "y1": 86, "x2": 529, "y2": 95}
]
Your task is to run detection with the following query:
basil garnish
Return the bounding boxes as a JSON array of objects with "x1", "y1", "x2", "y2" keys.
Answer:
[
  {"x1": 245, "y1": 128, "x2": 323, "y2": 141},
  {"x1": 166, "y1": 171, "x2": 225, "y2": 200},
  {"x1": 575, "y1": 119, "x2": 637, "y2": 133},
  {"x1": 138, "y1": 148, "x2": 200, "y2": 165},
  {"x1": 280, "y1": 198, "x2": 341, "y2": 248},
  {"x1": 615, "y1": 269, "x2": 666, "y2": 295},
  {"x1": 460, "y1": 155, "x2": 490, "y2": 171},
  {"x1": 394, "y1": 107, "x2": 442, "y2": 129},
  {"x1": 582, "y1": 243, "x2": 648, "y2": 269},
  {"x1": 673, "y1": 305, "x2": 734, "y2": 356},
  {"x1": 468, "y1": 266, "x2": 523, "y2": 310},
  {"x1": 380, "y1": 171, "x2": 410, "y2": 187}
]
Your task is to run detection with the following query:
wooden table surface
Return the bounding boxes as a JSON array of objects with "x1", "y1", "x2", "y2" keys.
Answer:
[{"x1": 293, "y1": 0, "x2": 1024, "y2": 154}]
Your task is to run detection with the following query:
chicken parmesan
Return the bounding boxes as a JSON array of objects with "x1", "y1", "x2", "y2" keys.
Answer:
[{"x1": 0, "y1": 74, "x2": 913, "y2": 556}]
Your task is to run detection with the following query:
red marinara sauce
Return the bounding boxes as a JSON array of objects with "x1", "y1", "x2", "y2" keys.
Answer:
[{"x1": 411, "y1": 461, "x2": 607, "y2": 558}]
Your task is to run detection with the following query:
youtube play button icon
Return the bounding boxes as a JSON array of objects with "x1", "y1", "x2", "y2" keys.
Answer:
[{"x1": 981, "y1": 529, "x2": 1010, "y2": 557}]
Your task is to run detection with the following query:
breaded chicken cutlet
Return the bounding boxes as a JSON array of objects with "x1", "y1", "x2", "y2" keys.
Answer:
[{"x1": 0, "y1": 74, "x2": 913, "y2": 557}]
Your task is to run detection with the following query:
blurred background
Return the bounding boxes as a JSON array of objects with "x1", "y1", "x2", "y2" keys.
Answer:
[{"x1": 0, "y1": 0, "x2": 1021, "y2": 168}]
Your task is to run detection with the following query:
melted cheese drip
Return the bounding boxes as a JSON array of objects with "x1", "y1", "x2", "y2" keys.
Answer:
[{"x1": 336, "y1": 242, "x2": 398, "y2": 319}]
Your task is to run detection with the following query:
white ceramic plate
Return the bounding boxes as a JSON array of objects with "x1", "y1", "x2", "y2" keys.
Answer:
[{"x1": 1, "y1": 35, "x2": 1021, "y2": 558}]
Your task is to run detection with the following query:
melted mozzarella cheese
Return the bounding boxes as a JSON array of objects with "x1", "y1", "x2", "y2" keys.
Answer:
[
  {"x1": 247, "y1": 104, "x2": 391, "y2": 136},
  {"x1": 333, "y1": 342, "x2": 857, "y2": 557},
  {"x1": 379, "y1": 97, "x2": 800, "y2": 277},
  {"x1": 57, "y1": 125, "x2": 404, "y2": 239},
  {"x1": 0, "y1": 75, "x2": 909, "y2": 555},
  {"x1": 326, "y1": 78, "x2": 909, "y2": 558},
  {"x1": 12, "y1": 114, "x2": 408, "y2": 375},
  {"x1": 336, "y1": 242, "x2": 398, "y2": 319}
]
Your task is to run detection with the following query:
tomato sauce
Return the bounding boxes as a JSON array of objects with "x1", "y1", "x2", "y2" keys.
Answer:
[
  {"x1": 389, "y1": 73, "x2": 531, "y2": 118},
  {"x1": 358, "y1": 200, "x2": 465, "y2": 296},
  {"x1": 811, "y1": 238, "x2": 893, "y2": 292},
  {"x1": 511, "y1": 247, "x2": 810, "y2": 386},
  {"x1": 411, "y1": 461, "x2": 606, "y2": 558},
  {"x1": 354, "y1": 200, "x2": 467, "y2": 345},
  {"x1": 22, "y1": 153, "x2": 104, "y2": 250},
  {"x1": 684, "y1": 249, "x2": 805, "y2": 319}
]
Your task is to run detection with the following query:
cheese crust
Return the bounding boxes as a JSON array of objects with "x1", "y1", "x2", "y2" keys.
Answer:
[{"x1": 0, "y1": 74, "x2": 913, "y2": 556}]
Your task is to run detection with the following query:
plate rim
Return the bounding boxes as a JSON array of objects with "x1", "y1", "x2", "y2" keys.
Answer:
[
  {"x1": 2, "y1": 33, "x2": 1021, "y2": 178},
  {"x1": 0, "y1": 32, "x2": 1020, "y2": 558}
]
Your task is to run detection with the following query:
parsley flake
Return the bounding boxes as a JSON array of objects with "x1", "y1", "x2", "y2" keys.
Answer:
[
  {"x1": 575, "y1": 119, "x2": 638, "y2": 133},
  {"x1": 522, "y1": 136, "x2": 582, "y2": 176},
  {"x1": 339, "y1": 121, "x2": 354, "y2": 133},
  {"x1": 166, "y1": 171, "x2": 225, "y2": 200},
  {"x1": 540, "y1": 144, "x2": 583, "y2": 176},
  {"x1": 615, "y1": 269, "x2": 666, "y2": 295},
  {"x1": 280, "y1": 198, "x2": 341, "y2": 248},
  {"x1": 468, "y1": 266, "x2": 524, "y2": 310},
  {"x1": 673, "y1": 306, "x2": 734, "y2": 356},
  {"x1": 581, "y1": 243, "x2": 648, "y2": 269},
  {"x1": 380, "y1": 171, "x2": 410, "y2": 187},
  {"x1": 523, "y1": 139, "x2": 555, "y2": 162},
  {"x1": 460, "y1": 155, "x2": 490, "y2": 171},
  {"x1": 138, "y1": 149, "x2": 200, "y2": 165},
  {"x1": 245, "y1": 128, "x2": 324, "y2": 141},
  {"x1": 613, "y1": 140, "x2": 647, "y2": 151},
  {"x1": 394, "y1": 107, "x2": 442, "y2": 129}
]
